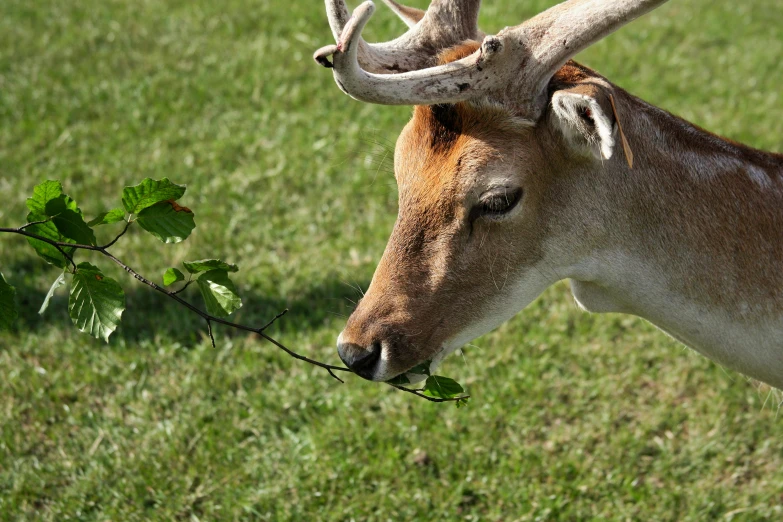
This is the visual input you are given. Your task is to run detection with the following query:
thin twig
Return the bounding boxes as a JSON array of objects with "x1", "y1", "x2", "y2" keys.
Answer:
[
  {"x1": 18, "y1": 218, "x2": 52, "y2": 231},
  {"x1": 100, "y1": 220, "x2": 132, "y2": 249},
  {"x1": 53, "y1": 243, "x2": 77, "y2": 272},
  {"x1": 257, "y1": 331, "x2": 350, "y2": 381},
  {"x1": 206, "y1": 319, "x2": 215, "y2": 348},
  {"x1": 4, "y1": 222, "x2": 470, "y2": 400},
  {"x1": 0, "y1": 225, "x2": 351, "y2": 381},
  {"x1": 390, "y1": 384, "x2": 470, "y2": 403},
  {"x1": 327, "y1": 368, "x2": 345, "y2": 383},
  {"x1": 260, "y1": 308, "x2": 288, "y2": 331},
  {"x1": 171, "y1": 280, "x2": 193, "y2": 296},
  {"x1": 3, "y1": 225, "x2": 79, "y2": 271}
]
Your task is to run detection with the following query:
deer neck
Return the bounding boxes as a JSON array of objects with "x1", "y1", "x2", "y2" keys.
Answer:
[{"x1": 554, "y1": 91, "x2": 783, "y2": 388}]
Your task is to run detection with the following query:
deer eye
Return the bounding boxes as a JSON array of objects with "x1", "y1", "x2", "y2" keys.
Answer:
[{"x1": 475, "y1": 187, "x2": 523, "y2": 220}]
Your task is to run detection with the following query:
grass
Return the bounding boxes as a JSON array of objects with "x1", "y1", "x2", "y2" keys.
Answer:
[{"x1": 1, "y1": 0, "x2": 782, "y2": 519}]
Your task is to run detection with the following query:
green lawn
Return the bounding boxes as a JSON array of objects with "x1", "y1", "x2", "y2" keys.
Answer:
[{"x1": 1, "y1": 0, "x2": 782, "y2": 519}]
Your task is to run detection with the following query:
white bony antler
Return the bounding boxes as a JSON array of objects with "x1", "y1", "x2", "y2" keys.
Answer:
[
  {"x1": 316, "y1": 0, "x2": 481, "y2": 75},
  {"x1": 314, "y1": 1, "x2": 501, "y2": 105},
  {"x1": 315, "y1": 0, "x2": 668, "y2": 116}
]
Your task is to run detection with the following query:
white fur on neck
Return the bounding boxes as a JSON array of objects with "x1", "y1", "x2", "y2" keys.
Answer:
[{"x1": 569, "y1": 250, "x2": 783, "y2": 389}]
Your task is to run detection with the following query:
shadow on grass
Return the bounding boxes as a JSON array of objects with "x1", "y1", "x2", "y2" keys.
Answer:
[{"x1": 7, "y1": 261, "x2": 365, "y2": 348}]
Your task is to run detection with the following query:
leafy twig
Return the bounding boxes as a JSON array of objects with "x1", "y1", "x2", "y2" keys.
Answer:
[
  {"x1": 100, "y1": 220, "x2": 132, "y2": 249},
  {"x1": 0, "y1": 178, "x2": 469, "y2": 405},
  {"x1": 260, "y1": 308, "x2": 288, "y2": 331},
  {"x1": 18, "y1": 218, "x2": 53, "y2": 231},
  {"x1": 0, "y1": 224, "x2": 351, "y2": 381},
  {"x1": 391, "y1": 384, "x2": 470, "y2": 403},
  {"x1": 170, "y1": 280, "x2": 193, "y2": 295}
]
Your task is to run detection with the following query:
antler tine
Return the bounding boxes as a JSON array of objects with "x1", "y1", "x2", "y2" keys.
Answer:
[
  {"x1": 321, "y1": 0, "x2": 482, "y2": 74},
  {"x1": 316, "y1": 0, "x2": 667, "y2": 113},
  {"x1": 515, "y1": 0, "x2": 669, "y2": 96},
  {"x1": 325, "y1": 0, "x2": 353, "y2": 41},
  {"x1": 327, "y1": 0, "x2": 481, "y2": 43},
  {"x1": 416, "y1": 0, "x2": 482, "y2": 42},
  {"x1": 315, "y1": 1, "x2": 507, "y2": 105}
]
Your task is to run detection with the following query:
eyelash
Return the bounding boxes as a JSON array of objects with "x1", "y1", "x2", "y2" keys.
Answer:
[{"x1": 477, "y1": 188, "x2": 523, "y2": 219}]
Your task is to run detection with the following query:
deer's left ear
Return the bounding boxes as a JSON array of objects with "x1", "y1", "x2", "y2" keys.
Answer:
[{"x1": 551, "y1": 84, "x2": 617, "y2": 161}]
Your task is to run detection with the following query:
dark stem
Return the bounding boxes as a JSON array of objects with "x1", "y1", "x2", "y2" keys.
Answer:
[
  {"x1": 206, "y1": 319, "x2": 215, "y2": 348},
  {"x1": 18, "y1": 219, "x2": 52, "y2": 231},
  {"x1": 0, "y1": 225, "x2": 351, "y2": 382},
  {"x1": 100, "y1": 220, "x2": 132, "y2": 249},
  {"x1": 260, "y1": 308, "x2": 288, "y2": 331},
  {"x1": 2, "y1": 225, "x2": 79, "y2": 271},
  {"x1": 171, "y1": 280, "x2": 193, "y2": 295},
  {"x1": 4, "y1": 223, "x2": 470, "y2": 400},
  {"x1": 390, "y1": 384, "x2": 470, "y2": 403}
]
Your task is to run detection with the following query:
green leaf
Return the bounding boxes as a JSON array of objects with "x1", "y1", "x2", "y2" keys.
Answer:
[
  {"x1": 54, "y1": 209, "x2": 96, "y2": 245},
  {"x1": 32, "y1": 186, "x2": 80, "y2": 218},
  {"x1": 24, "y1": 214, "x2": 74, "y2": 269},
  {"x1": 69, "y1": 262, "x2": 125, "y2": 342},
  {"x1": 43, "y1": 194, "x2": 74, "y2": 216},
  {"x1": 422, "y1": 375, "x2": 465, "y2": 400},
  {"x1": 386, "y1": 374, "x2": 411, "y2": 385},
  {"x1": 408, "y1": 361, "x2": 432, "y2": 376},
  {"x1": 136, "y1": 200, "x2": 195, "y2": 243},
  {"x1": 0, "y1": 271, "x2": 18, "y2": 330},
  {"x1": 196, "y1": 269, "x2": 242, "y2": 317},
  {"x1": 43, "y1": 196, "x2": 96, "y2": 245},
  {"x1": 455, "y1": 397, "x2": 470, "y2": 409},
  {"x1": 122, "y1": 178, "x2": 186, "y2": 214},
  {"x1": 24, "y1": 182, "x2": 86, "y2": 266},
  {"x1": 26, "y1": 180, "x2": 65, "y2": 215},
  {"x1": 163, "y1": 267, "x2": 185, "y2": 286},
  {"x1": 87, "y1": 208, "x2": 125, "y2": 226},
  {"x1": 39, "y1": 272, "x2": 67, "y2": 315},
  {"x1": 183, "y1": 259, "x2": 239, "y2": 275}
]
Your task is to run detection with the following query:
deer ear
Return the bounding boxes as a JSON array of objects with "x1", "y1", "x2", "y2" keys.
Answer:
[
  {"x1": 551, "y1": 85, "x2": 617, "y2": 161},
  {"x1": 381, "y1": 0, "x2": 425, "y2": 28}
]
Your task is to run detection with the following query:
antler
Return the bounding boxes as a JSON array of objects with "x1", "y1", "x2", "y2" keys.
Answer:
[
  {"x1": 314, "y1": 1, "x2": 498, "y2": 104},
  {"x1": 318, "y1": 0, "x2": 481, "y2": 75},
  {"x1": 314, "y1": 0, "x2": 668, "y2": 115}
]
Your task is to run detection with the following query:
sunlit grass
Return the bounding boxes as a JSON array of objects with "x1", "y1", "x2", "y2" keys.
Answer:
[{"x1": 1, "y1": 0, "x2": 782, "y2": 519}]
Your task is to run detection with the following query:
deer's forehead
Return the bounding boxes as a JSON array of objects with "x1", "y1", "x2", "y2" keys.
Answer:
[{"x1": 395, "y1": 104, "x2": 508, "y2": 201}]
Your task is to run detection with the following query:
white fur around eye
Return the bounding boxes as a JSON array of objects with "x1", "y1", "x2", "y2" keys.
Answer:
[{"x1": 552, "y1": 91, "x2": 616, "y2": 161}]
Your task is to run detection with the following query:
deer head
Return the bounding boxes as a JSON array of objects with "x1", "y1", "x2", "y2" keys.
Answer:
[{"x1": 315, "y1": 0, "x2": 669, "y2": 382}]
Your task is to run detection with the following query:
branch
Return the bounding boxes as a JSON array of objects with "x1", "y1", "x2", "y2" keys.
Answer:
[
  {"x1": 171, "y1": 279, "x2": 194, "y2": 296},
  {"x1": 390, "y1": 384, "x2": 471, "y2": 403},
  {"x1": 2, "y1": 222, "x2": 470, "y2": 402},
  {"x1": 2, "y1": 224, "x2": 78, "y2": 271},
  {"x1": 18, "y1": 218, "x2": 53, "y2": 231},
  {"x1": 100, "y1": 220, "x2": 132, "y2": 249},
  {"x1": 0, "y1": 224, "x2": 351, "y2": 382}
]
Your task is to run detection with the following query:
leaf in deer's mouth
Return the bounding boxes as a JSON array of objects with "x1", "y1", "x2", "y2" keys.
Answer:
[
  {"x1": 422, "y1": 375, "x2": 464, "y2": 399},
  {"x1": 407, "y1": 361, "x2": 432, "y2": 376},
  {"x1": 385, "y1": 360, "x2": 432, "y2": 385},
  {"x1": 386, "y1": 373, "x2": 410, "y2": 385}
]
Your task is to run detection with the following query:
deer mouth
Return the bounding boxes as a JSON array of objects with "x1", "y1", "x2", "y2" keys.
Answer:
[{"x1": 384, "y1": 344, "x2": 458, "y2": 385}]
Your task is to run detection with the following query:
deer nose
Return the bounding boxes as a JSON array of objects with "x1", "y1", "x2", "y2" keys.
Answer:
[{"x1": 337, "y1": 340, "x2": 382, "y2": 379}]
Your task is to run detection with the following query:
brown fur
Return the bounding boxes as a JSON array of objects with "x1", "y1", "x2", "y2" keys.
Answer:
[
  {"x1": 340, "y1": 47, "x2": 783, "y2": 382},
  {"x1": 436, "y1": 41, "x2": 481, "y2": 64},
  {"x1": 611, "y1": 91, "x2": 783, "y2": 310},
  {"x1": 340, "y1": 54, "x2": 544, "y2": 377}
]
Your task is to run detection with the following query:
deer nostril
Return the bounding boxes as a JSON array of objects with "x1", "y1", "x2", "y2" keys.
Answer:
[{"x1": 337, "y1": 341, "x2": 382, "y2": 379}]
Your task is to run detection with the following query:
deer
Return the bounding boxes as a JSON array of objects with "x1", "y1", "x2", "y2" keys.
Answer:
[{"x1": 313, "y1": 0, "x2": 783, "y2": 390}]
